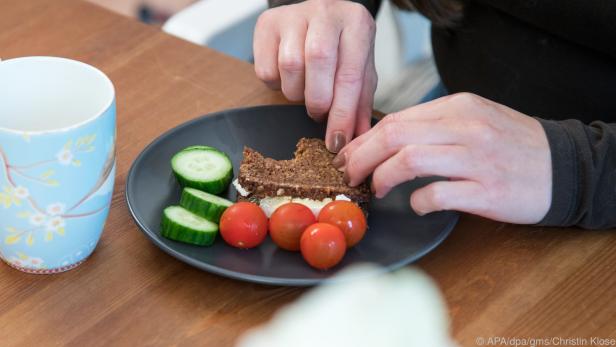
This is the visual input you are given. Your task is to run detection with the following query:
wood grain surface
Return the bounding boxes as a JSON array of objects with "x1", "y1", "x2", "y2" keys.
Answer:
[{"x1": 0, "y1": 1, "x2": 614, "y2": 346}]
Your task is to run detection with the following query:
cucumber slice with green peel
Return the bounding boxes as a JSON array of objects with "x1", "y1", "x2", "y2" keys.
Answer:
[
  {"x1": 171, "y1": 146, "x2": 232, "y2": 194},
  {"x1": 161, "y1": 206, "x2": 218, "y2": 246},
  {"x1": 180, "y1": 187, "x2": 233, "y2": 223}
]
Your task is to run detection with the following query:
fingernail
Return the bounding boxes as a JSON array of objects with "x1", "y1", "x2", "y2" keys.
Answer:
[
  {"x1": 331, "y1": 152, "x2": 346, "y2": 170},
  {"x1": 327, "y1": 131, "x2": 346, "y2": 153},
  {"x1": 343, "y1": 170, "x2": 351, "y2": 185}
]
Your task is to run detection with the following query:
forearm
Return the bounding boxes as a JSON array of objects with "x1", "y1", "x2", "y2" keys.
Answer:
[
  {"x1": 268, "y1": 0, "x2": 381, "y2": 18},
  {"x1": 538, "y1": 119, "x2": 616, "y2": 229}
]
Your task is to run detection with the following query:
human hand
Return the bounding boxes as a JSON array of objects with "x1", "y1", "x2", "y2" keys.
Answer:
[
  {"x1": 333, "y1": 93, "x2": 553, "y2": 224},
  {"x1": 254, "y1": 0, "x2": 377, "y2": 152}
]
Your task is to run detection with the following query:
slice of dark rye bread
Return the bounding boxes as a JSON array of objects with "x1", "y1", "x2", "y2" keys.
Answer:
[{"x1": 237, "y1": 138, "x2": 371, "y2": 210}]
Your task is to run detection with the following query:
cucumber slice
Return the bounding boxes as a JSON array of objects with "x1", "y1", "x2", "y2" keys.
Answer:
[
  {"x1": 161, "y1": 206, "x2": 218, "y2": 246},
  {"x1": 180, "y1": 187, "x2": 233, "y2": 223},
  {"x1": 171, "y1": 146, "x2": 232, "y2": 194}
]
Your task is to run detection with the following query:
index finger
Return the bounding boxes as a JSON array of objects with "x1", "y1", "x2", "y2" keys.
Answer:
[
  {"x1": 343, "y1": 120, "x2": 463, "y2": 186},
  {"x1": 336, "y1": 96, "x2": 455, "y2": 159},
  {"x1": 253, "y1": 10, "x2": 282, "y2": 89},
  {"x1": 304, "y1": 16, "x2": 342, "y2": 121},
  {"x1": 325, "y1": 22, "x2": 372, "y2": 153}
]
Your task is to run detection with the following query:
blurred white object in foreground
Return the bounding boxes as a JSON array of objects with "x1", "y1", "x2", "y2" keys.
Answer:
[{"x1": 236, "y1": 265, "x2": 456, "y2": 347}]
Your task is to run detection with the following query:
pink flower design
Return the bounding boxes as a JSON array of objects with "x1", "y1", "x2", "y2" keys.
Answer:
[
  {"x1": 29, "y1": 213, "x2": 46, "y2": 226},
  {"x1": 9, "y1": 255, "x2": 45, "y2": 269},
  {"x1": 56, "y1": 148, "x2": 74, "y2": 166},
  {"x1": 45, "y1": 216, "x2": 65, "y2": 232},
  {"x1": 46, "y1": 202, "x2": 66, "y2": 216},
  {"x1": 13, "y1": 186, "x2": 29, "y2": 199}
]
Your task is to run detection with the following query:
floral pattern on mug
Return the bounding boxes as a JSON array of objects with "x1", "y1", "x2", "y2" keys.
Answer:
[
  {"x1": 1, "y1": 133, "x2": 110, "y2": 248},
  {"x1": 29, "y1": 213, "x2": 46, "y2": 226},
  {"x1": 56, "y1": 148, "x2": 74, "y2": 166},
  {"x1": 13, "y1": 186, "x2": 29, "y2": 199},
  {"x1": 6, "y1": 252, "x2": 47, "y2": 269},
  {"x1": 46, "y1": 202, "x2": 66, "y2": 216}
]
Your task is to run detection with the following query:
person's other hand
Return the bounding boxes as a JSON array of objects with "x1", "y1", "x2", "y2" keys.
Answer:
[
  {"x1": 333, "y1": 93, "x2": 553, "y2": 224},
  {"x1": 254, "y1": 0, "x2": 377, "y2": 153}
]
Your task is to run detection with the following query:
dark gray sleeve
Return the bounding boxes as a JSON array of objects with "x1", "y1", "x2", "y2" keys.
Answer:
[
  {"x1": 537, "y1": 119, "x2": 616, "y2": 229},
  {"x1": 268, "y1": 0, "x2": 381, "y2": 18}
]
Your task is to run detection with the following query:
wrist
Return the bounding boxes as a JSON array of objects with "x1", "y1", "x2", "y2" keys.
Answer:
[{"x1": 534, "y1": 118, "x2": 578, "y2": 226}]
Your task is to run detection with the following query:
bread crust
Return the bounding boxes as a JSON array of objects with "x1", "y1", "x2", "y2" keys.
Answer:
[{"x1": 237, "y1": 138, "x2": 371, "y2": 207}]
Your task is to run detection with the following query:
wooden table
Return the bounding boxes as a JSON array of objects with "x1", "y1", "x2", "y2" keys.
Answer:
[{"x1": 1, "y1": 1, "x2": 615, "y2": 346}]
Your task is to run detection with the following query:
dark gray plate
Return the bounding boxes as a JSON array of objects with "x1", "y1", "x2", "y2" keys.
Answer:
[{"x1": 126, "y1": 105, "x2": 458, "y2": 286}]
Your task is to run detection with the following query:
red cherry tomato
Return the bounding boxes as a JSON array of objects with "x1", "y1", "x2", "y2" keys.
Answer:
[
  {"x1": 269, "y1": 203, "x2": 316, "y2": 251},
  {"x1": 219, "y1": 202, "x2": 268, "y2": 249},
  {"x1": 300, "y1": 223, "x2": 346, "y2": 270},
  {"x1": 317, "y1": 201, "x2": 367, "y2": 248}
]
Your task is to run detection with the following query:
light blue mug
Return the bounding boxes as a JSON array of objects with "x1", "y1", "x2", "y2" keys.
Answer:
[{"x1": 0, "y1": 56, "x2": 115, "y2": 274}]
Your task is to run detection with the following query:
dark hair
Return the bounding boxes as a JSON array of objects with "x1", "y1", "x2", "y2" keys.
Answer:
[{"x1": 390, "y1": 0, "x2": 464, "y2": 27}]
